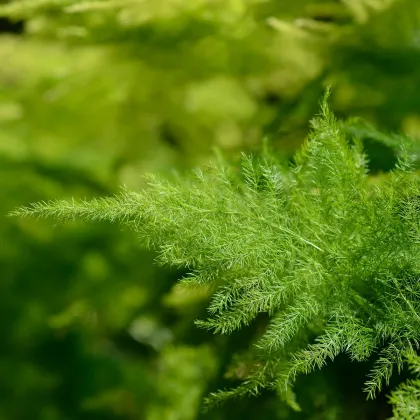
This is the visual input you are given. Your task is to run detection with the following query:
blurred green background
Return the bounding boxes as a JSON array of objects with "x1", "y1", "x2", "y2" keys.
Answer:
[{"x1": 2, "y1": 1, "x2": 420, "y2": 419}]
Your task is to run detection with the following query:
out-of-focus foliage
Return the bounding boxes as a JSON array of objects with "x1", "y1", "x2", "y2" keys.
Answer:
[
  {"x1": 3, "y1": 0, "x2": 420, "y2": 419},
  {"x1": 1, "y1": 0, "x2": 420, "y2": 176},
  {"x1": 1, "y1": 159, "x2": 218, "y2": 419}
]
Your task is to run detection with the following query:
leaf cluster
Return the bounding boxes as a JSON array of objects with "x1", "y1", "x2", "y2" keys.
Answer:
[
  {"x1": 389, "y1": 351, "x2": 420, "y2": 419},
  {"x1": 12, "y1": 92, "x2": 420, "y2": 414}
]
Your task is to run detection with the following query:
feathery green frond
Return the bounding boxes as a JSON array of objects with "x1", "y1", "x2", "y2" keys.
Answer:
[
  {"x1": 11, "y1": 94, "x2": 420, "y2": 411},
  {"x1": 389, "y1": 350, "x2": 420, "y2": 419}
]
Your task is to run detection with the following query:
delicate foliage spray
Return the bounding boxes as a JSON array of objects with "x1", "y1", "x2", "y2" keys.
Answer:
[{"x1": 12, "y1": 92, "x2": 420, "y2": 418}]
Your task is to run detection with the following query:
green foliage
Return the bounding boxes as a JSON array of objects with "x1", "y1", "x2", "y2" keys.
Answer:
[
  {"x1": 389, "y1": 351, "x2": 420, "y2": 419},
  {"x1": 4, "y1": 0, "x2": 420, "y2": 418},
  {"x1": 1, "y1": 157, "x2": 215, "y2": 419},
  {"x1": 2, "y1": 0, "x2": 420, "y2": 179},
  {"x1": 13, "y1": 94, "x2": 420, "y2": 416}
]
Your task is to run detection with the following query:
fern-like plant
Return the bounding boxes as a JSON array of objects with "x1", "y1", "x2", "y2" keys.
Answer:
[
  {"x1": 388, "y1": 351, "x2": 420, "y2": 419},
  {"x1": 11, "y1": 91, "x2": 420, "y2": 417}
]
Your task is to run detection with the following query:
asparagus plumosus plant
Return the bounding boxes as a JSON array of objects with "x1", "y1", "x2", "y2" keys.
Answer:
[{"x1": 12, "y1": 92, "x2": 420, "y2": 417}]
